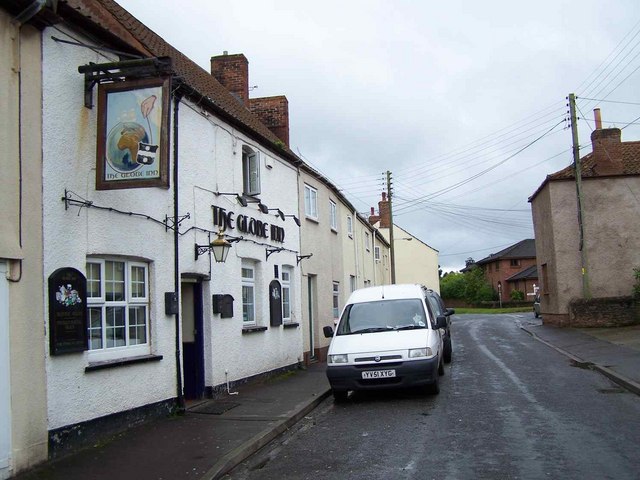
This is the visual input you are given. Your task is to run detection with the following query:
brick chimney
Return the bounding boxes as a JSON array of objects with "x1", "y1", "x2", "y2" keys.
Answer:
[
  {"x1": 368, "y1": 206, "x2": 380, "y2": 225},
  {"x1": 211, "y1": 52, "x2": 249, "y2": 107},
  {"x1": 591, "y1": 125, "x2": 623, "y2": 176},
  {"x1": 378, "y1": 192, "x2": 391, "y2": 228},
  {"x1": 250, "y1": 96, "x2": 290, "y2": 146}
]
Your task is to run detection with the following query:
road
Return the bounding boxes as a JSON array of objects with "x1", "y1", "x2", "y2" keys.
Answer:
[{"x1": 225, "y1": 313, "x2": 640, "y2": 480}]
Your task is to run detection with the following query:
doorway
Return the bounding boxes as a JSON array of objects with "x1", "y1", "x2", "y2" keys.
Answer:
[
  {"x1": 307, "y1": 275, "x2": 317, "y2": 360},
  {"x1": 0, "y1": 262, "x2": 11, "y2": 476},
  {"x1": 181, "y1": 281, "x2": 204, "y2": 400}
]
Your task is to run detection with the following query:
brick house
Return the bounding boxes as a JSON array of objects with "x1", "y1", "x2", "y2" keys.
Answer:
[{"x1": 474, "y1": 239, "x2": 537, "y2": 301}]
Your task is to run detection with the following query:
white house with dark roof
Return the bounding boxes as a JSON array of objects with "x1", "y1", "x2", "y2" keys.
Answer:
[{"x1": 34, "y1": 0, "x2": 307, "y2": 460}]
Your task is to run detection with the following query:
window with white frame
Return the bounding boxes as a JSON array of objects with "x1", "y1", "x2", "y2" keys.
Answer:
[
  {"x1": 330, "y1": 201, "x2": 338, "y2": 231},
  {"x1": 86, "y1": 259, "x2": 150, "y2": 360},
  {"x1": 350, "y1": 275, "x2": 356, "y2": 293},
  {"x1": 242, "y1": 146, "x2": 260, "y2": 196},
  {"x1": 242, "y1": 263, "x2": 256, "y2": 325},
  {"x1": 282, "y1": 266, "x2": 293, "y2": 322},
  {"x1": 304, "y1": 184, "x2": 318, "y2": 219},
  {"x1": 365, "y1": 232, "x2": 371, "y2": 251},
  {"x1": 332, "y1": 282, "x2": 340, "y2": 318},
  {"x1": 374, "y1": 246, "x2": 381, "y2": 261},
  {"x1": 346, "y1": 215, "x2": 353, "y2": 237}
]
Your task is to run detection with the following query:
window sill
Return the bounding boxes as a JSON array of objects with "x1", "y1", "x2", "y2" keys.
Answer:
[
  {"x1": 305, "y1": 216, "x2": 319, "y2": 224},
  {"x1": 242, "y1": 326, "x2": 268, "y2": 334},
  {"x1": 283, "y1": 322, "x2": 299, "y2": 329},
  {"x1": 85, "y1": 354, "x2": 163, "y2": 372},
  {"x1": 331, "y1": 228, "x2": 338, "y2": 234}
]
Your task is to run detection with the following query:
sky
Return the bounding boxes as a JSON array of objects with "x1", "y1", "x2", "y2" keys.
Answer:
[{"x1": 117, "y1": 0, "x2": 640, "y2": 272}]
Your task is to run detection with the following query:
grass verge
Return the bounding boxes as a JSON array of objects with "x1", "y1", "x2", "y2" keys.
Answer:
[{"x1": 455, "y1": 307, "x2": 533, "y2": 314}]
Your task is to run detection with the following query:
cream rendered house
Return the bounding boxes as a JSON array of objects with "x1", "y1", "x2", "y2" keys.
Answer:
[
  {"x1": 369, "y1": 193, "x2": 440, "y2": 292},
  {"x1": 0, "y1": 3, "x2": 49, "y2": 477}
]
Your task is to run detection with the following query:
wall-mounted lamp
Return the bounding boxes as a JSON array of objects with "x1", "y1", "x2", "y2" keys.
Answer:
[
  {"x1": 284, "y1": 214, "x2": 301, "y2": 226},
  {"x1": 268, "y1": 208, "x2": 285, "y2": 221},
  {"x1": 265, "y1": 247, "x2": 285, "y2": 260},
  {"x1": 296, "y1": 253, "x2": 313, "y2": 265},
  {"x1": 214, "y1": 191, "x2": 247, "y2": 208},
  {"x1": 240, "y1": 195, "x2": 269, "y2": 214},
  {"x1": 195, "y1": 231, "x2": 233, "y2": 262}
]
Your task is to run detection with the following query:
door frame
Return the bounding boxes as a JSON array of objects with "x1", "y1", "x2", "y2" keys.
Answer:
[{"x1": 0, "y1": 261, "x2": 12, "y2": 474}]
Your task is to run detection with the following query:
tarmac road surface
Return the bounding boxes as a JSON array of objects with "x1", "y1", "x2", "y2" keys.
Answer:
[{"x1": 226, "y1": 313, "x2": 640, "y2": 480}]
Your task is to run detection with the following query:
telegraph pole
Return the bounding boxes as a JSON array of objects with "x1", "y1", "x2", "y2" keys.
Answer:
[
  {"x1": 568, "y1": 93, "x2": 591, "y2": 299},
  {"x1": 387, "y1": 171, "x2": 396, "y2": 284}
]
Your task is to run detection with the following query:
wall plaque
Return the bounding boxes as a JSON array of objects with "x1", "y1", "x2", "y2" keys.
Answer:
[
  {"x1": 48, "y1": 267, "x2": 88, "y2": 355},
  {"x1": 269, "y1": 280, "x2": 283, "y2": 327}
]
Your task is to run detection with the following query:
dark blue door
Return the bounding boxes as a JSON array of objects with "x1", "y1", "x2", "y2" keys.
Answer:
[{"x1": 182, "y1": 282, "x2": 204, "y2": 399}]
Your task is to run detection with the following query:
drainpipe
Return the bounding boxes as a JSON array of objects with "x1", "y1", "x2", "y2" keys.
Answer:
[{"x1": 173, "y1": 91, "x2": 185, "y2": 412}]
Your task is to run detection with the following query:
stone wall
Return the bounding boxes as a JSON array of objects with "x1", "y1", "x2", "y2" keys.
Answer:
[{"x1": 568, "y1": 296, "x2": 640, "y2": 327}]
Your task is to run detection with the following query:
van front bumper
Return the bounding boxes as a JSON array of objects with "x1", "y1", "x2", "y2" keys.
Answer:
[{"x1": 326, "y1": 357, "x2": 439, "y2": 391}]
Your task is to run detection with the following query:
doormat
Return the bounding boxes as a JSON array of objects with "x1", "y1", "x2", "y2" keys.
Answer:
[{"x1": 189, "y1": 401, "x2": 240, "y2": 415}]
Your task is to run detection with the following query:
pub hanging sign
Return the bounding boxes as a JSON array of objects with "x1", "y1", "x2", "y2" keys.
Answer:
[
  {"x1": 48, "y1": 267, "x2": 88, "y2": 355},
  {"x1": 96, "y1": 77, "x2": 171, "y2": 190}
]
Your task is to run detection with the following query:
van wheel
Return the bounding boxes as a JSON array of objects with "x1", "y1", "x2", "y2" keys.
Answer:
[
  {"x1": 426, "y1": 376, "x2": 440, "y2": 395},
  {"x1": 444, "y1": 338, "x2": 452, "y2": 364},
  {"x1": 332, "y1": 390, "x2": 348, "y2": 403}
]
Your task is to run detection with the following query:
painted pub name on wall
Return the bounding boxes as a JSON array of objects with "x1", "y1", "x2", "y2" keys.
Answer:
[{"x1": 212, "y1": 205, "x2": 285, "y2": 243}]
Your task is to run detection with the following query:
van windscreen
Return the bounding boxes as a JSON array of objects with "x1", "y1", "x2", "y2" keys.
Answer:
[{"x1": 336, "y1": 299, "x2": 428, "y2": 335}]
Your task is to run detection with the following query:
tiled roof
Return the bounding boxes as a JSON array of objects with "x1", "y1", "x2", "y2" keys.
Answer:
[
  {"x1": 547, "y1": 141, "x2": 640, "y2": 180},
  {"x1": 506, "y1": 264, "x2": 538, "y2": 282},
  {"x1": 76, "y1": 0, "x2": 292, "y2": 158},
  {"x1": 476, "y1": 239, "x2": 536, "y2": 265},
  {"x1": 529, "y1": 140, "x2": 640, "y2": 201}
]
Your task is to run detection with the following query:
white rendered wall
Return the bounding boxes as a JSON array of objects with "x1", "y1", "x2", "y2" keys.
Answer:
[
  {"x1": 42, "y1": 28, "x2": 178, "y2": 430},
  {"x1": 177, "y1": 99, "x2": 303, "y2": 386}
]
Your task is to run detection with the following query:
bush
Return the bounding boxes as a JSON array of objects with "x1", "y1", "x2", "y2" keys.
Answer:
[
  {"x1": 510, "y1": 290, "x2": 525, "y2": 301},
  {"x1": 440, "y1": 272, "x2": 466, "y2": 299},
  {"x1": 633, "y1": 267, "x2": 640, "y2": 300}
]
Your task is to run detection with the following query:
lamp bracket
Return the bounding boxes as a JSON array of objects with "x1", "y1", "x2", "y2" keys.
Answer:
[
  {"x1": 194, "y1": 243, "x2": 211, "y2": 261},
  {"x1": 266, "y1": 247, "x2": 285, "y2": 261},
  {"x1": 296, "y1": 253, "x2": 313, "y2": 265},
  {"x1": 164, "y1": 213, "x2": 190, "y2": 232}
]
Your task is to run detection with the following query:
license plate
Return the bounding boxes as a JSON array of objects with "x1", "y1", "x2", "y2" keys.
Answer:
[{"x1": 362, "y1": 369, "x2": 396, "y2": 379}]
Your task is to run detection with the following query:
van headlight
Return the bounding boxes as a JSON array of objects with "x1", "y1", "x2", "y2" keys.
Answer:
[
  {"x1": 328, "y1": 354, "x2": 348, "y2": 364},
  {"x1": 409, "y1": 347, "x2": 434, "y2": 358}
]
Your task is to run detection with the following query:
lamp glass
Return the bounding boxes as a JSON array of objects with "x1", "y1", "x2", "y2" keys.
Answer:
[{"x1": 211, "y1": 233, "x2": 232, "y2": 263}]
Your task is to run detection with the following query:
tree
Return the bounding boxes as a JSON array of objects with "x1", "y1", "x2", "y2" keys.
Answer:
[
  {"x1": 440, "y1": 272, "x2": 465, "y2": 299},
  {"x1": 463, "y1": 266, "x2": 494, "y2": 304}
]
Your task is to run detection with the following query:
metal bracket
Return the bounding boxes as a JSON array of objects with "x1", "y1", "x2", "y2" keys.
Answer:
[
  {"x1": 266, "y1": 247, "x2": 284, "y2": 261},
  {"x1": 78, "y1": 57, "x2": 173, "y2": 109},
  {"x1": 296, "y1": 253, "x2": 313, "y2": 265}
]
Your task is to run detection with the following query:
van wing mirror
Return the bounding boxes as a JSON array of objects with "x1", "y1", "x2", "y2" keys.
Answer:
[
  {"x1": 435, "y1": 315, "x2": 447, "y2": 330},
  {"x1": 323, "y1": 326, "x2": 334, "y2": 338},
  {"x1": 446, "y1": 308, "x2": 455, "y2": 316}
]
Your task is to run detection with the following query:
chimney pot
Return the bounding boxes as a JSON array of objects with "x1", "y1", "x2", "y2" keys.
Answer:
[{"x1": 594, "y1": 108, "x2": 602, "y2": 130}]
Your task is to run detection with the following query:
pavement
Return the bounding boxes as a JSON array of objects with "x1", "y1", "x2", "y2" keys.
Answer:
[
  {"x1": 519, "y1": 319, "x2": 640, "y2": 396},
  {"x1": 12, "y1": 319, "x2": 640, "y2": 480},
  {"x1": 13, "y1": 362, "x2": 331, "y2": 480}
]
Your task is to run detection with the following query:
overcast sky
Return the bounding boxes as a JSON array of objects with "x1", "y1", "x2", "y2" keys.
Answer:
[{"x1": 118, "y1": 0, "x2": 640, "y2": 272}]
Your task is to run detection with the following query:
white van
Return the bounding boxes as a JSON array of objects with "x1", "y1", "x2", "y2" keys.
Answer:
[{"x1": 323, "y1": 284, "x2": 447, "y2": 402}]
